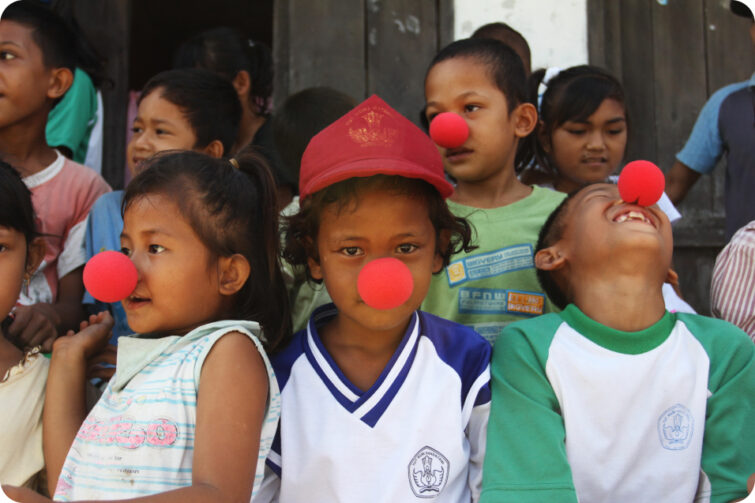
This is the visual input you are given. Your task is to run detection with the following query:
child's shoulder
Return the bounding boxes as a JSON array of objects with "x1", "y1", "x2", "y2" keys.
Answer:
[
  {"x1": 90, "y1": 189, "x2": 124, "y2": 215},
  {"x1": 674, "y1": 312, "x2": 754, "y2": 356},
  {"x1": 416, "y1": 310, "x2": 491, "y2": 363},
  {"x1": 59, "y1": 157, "x2": 110, "y2": 191}
]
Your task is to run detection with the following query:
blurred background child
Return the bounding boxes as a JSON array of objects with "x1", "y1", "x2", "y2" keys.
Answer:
[
  {"x1": 83, "y1": 68, "x2": 241, "y2": 342},
  {"x1": 520, "y1": 65, "x2": 693, "y2": 313},
  {"x1": 0, "y1": 2, "x2": 110, "y2": 352},
  {"x1": 6, "y1": 149, "x2": 291, "y2": 502},
  {"x1": 421, "y1": 38, "x2": 565, "y2": 343},
  {"x1": 0, "y1": 162, "x2": 47, "y2": 491}
]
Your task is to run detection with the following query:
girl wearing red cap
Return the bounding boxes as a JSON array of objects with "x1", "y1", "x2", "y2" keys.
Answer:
[{"x1": 256, "y1": 95, "x2": 491, "y2": 502}]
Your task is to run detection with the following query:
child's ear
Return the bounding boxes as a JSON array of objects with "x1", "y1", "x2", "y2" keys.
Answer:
[
  {"x1": 201, "y1": 140, "x2": 225, "y2": 159},
  {"x1": 232, "y1": 70, "x2": 251, "y2": 100},
  {"x1": 47, "y1": 67, "x2": 74, "y2": 101},
  {"x1": 513, "y1": 102, "x2": 538, "y2": 138},
  {"x1": 534, "y1": 246, "x2": 566, "y2": 272},
  {"x1": 26, "y1": 237, "x2": 46, "y2": 275},
  {"x1": 307, "y1": 256, "x2": 323, "y2": 281},
  {"x1": 217, "y1": 254, "x2": 251, "y2": 296}
]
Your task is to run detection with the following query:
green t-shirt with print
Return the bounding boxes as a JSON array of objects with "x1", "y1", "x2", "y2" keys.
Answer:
[{"x1": 421, "y1": 185, "x2": 566, "y2": 343}]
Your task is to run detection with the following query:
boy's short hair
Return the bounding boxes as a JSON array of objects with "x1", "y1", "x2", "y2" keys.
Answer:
[
  {"x1": 139, "y1": 68, "x2": 242, "y2": 155},
  {"x1": 2, "y1": 1, "x2": 75, "y2": 72},
  {"x1": 534, "y1": 189, "x2": 583, "y2": 310}
]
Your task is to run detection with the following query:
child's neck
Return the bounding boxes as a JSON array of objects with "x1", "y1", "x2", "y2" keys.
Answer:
[
  {"x1": 571, "y1": 265, "x2": 667, "y2": 332},
  {"x1": 0, "y1": 116, "x2": 58, "y2": 177},
  {"x1": 450, "y1": 166, "x2": 532, "y2": 208},
  {"x1": 319, "y1": 313, "x2": 410, "y2": 392},
  {"x1": 233, "y1": 106, "x2": 266, "y2": 155}
]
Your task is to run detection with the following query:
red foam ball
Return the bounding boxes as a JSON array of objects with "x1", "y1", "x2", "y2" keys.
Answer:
[
  {"x1": 429, "y1": 112, "x2": 469, "y2": 149},
  {"x1": 83, "y1": 251, "x2": 138, "y2": 303},
  {"x1": 617, "y1": 160, "x2": 665, "y2": 207},
  {"x1": 357, "y1": 258, "x2": 414, "y2": 310}
]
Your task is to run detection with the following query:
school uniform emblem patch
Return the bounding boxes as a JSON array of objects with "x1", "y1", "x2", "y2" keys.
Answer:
[
  {"x1": 657, "y1": 403, "x2": 694, "y2": 450},
  {"x1": 408, "y1": 446, "x2": 449, "y2": 498}
]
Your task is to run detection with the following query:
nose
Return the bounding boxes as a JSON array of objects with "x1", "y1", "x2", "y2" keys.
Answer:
[
  {"x1": 586, "y1": 131, "x2": 606, "y2": 151},
  {"x1": 83, "y1": 251, "x2": 138, "y2": 303},
  {"x1": 429, "y1": 112, "x2": 469, "y2": 149},
  {"x1": 357, "y1": 257, "x2": 414, "y2": 310}
]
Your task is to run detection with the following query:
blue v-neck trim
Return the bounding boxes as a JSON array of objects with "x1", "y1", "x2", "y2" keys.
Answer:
[{"x1": 304, "y1": 304, "x2": 420, "y2": 426}]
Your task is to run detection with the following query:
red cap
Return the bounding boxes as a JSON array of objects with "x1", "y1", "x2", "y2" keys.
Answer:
[{"x1": 299, "y1": 95, "x2": 453, "y2": 199}]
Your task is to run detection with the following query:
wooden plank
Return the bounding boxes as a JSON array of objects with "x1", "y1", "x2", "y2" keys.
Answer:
[
  {"x1": 67, "y1": 0, "x2": 130, "y2": 189},
  {"x1": 437, "y1": 0, "x2": 454, "y2": 49},
  {"x1": 586, "y1": 0, "x2": 622, "y2": 80},
  {"x1": 272, "y1": 0, "x2": 290, "y2": 110},
  {"x1": 366, "y1": 0, "x2": 438, "y2": 124},
  {"x1": 286, "y1": 0, "x2": 366, "y2": 100},
  {"x1": 618, "y1": 0, "x2": 656, "y2": 164}
]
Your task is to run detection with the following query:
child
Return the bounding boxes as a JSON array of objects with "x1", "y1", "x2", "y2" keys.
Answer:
[
  {"x1": 471, "y1": 21, "x2": 531, "y2": 77},
  {"x1": 256, "y1": 95, "x2": 491, "y2": 502},
  {"x1": 0, "y1": 2, "x2": 110, "y2": 350},
  {"x1": 0, "y1": 162, "x2": 47, "y2": 490},
  {"x1": 84, "y1": 68, "x2": 241, "y2": 341},
  {"x1": 4, "y1": 149, "x2": 291, "y2": 502},
  {"x1": 520, "y1": 65, "x2": 693, "y2": 313},
  {"x1": 481, "y1": 182, "x2": 755, "y2": 502},
  {"x1": 421, "y1": 38, "x2": 566, "y2": 343},
  {"x1": 271, "y1": 86, "x2": 357, "y2": 331}
]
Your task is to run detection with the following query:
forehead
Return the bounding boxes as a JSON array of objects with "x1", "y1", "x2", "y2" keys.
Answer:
[
  {"x1": 137, "y1": 91, "x2": 188, "y2": 121},
  {"x1": 319, "y1": 188, "x2": 432, "y2": 232},
  {"x1": 0, "y1": 20, "x2": 39, "y2": 51},
  {"x1": 425, "y1": 57, "x2": 501, "y2": 99}
]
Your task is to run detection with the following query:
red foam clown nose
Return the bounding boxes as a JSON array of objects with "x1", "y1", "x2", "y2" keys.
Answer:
[
  {"x1": 617, "y1": 160, "x2": 665, "y2": 207},
  {"x1": 429, "y1": 112, "x2": 469, "y2": 149},
  {"x1": 83, "y1": 251, "x2": 138, "y2": 303},
  {"x1": 357, "y1": 258, "x2": 414, "y2": 310}
]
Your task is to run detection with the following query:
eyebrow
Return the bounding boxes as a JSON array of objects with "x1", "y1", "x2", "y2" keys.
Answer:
[
  {"x1": 572, "y1": 117, "x2": 627, "y2": 125},
  {"x1": 120, "y1": 228, "x2": 173, "y2": 240},
  {"x1": 426, "y1": 91, "x2": 484, "y2": 109}
]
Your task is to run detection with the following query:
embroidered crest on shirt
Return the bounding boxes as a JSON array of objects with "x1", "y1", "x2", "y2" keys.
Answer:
[
  {"x1": 657, "y1": 404, "x2": 694, "y2": 450},
  {"x1": 408, "y1": 446, "x2": 449, "y2": 498}
]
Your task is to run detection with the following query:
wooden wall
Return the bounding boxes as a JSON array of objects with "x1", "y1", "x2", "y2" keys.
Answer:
[
  {"x1": 273, "y1": 0, "x2": 454, "y2": 124},
  {"x1": 588, "y1": 0, "x2": 755, "y2": 313}
]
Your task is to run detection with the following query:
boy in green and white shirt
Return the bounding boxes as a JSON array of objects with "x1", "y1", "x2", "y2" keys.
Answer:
[{"x1": 480, "y1": 183, "x2": 755, "y2": 503}]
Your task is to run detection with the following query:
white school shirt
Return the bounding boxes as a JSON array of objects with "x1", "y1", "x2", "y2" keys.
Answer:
[{"x1": 255, "y1": 304, "x2": 491, "y2": 503}]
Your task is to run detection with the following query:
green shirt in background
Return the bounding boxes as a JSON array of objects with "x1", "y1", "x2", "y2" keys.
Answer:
[
  {"x1": 46, "y1": 68, "x2": 97, "y2": 164},
  {"x1": 421, "y1": 185, "x2": 566, "y2": 343}
]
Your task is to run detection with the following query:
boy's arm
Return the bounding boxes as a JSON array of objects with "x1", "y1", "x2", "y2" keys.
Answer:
[
  {"x1": 479, "y1": 322, "x2": 578, "y2": 503},
  {"x1": 696, "y1": 325, "x2": 755, "y2": 503}
]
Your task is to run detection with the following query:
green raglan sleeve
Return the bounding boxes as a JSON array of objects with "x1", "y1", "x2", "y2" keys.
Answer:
[
  {"x1": 680, "y1": 315, "x2": 755, "y2": 503},
  {"x1": 480, "y1": 315, "x2": 578, "y2": 503}
]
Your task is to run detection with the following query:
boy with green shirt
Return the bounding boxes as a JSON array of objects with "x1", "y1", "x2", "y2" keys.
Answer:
[{"x1": 480, "y1": 183, "x2": 755, "y2": 503}]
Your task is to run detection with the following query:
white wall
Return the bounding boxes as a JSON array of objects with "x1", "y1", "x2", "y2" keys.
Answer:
[{"x1": 453, "y1": 0, "x2": 589, "y2": 71}]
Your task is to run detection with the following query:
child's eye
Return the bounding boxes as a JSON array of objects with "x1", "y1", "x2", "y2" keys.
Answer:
[
  {"x1": 340, "y1": 246, "x2": 363, "y2": 257},
  {"x1": 396, "y1": 243, "x2": 417, "y2": 254},
  {"x1": 131, "y1": 126, "x2": 143, "y2": 134},
  {"x1": 566, "y1": 129, "x2": 586, "y2": 136},
  {"x1": 0, "y1": 51, "x2": 16, "y2": 61},
  {"x1": 155, "y1": 128, "x2": 170, "y2": 136},
  {"x1": 426, "y1": 111, "x2": 438, "y2": 122},
  {"x1": 148, "y1": 244, "x2": 165, "y2": 254},
  {"x1": 120, "y1": 247, "x2": 131, "y2": 257},
  {"x1": 464, "y1": 104, "x2": 480, "y2": 113},
  {"x1": 0, "y1": 244, "x2": 6, "y2": 252},
  {"x1": 608, "y1": 128, "x2": 625, "y2": 135}
]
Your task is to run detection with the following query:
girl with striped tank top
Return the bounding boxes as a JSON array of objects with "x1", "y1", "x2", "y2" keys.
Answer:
[{"x1": 4, "y1": 148, "x2": 291, "y2": 502}]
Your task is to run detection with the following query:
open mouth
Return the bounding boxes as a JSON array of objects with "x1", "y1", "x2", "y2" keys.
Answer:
[{"x1": 612, "y1": 208, "x2": 655, "y2": 228}]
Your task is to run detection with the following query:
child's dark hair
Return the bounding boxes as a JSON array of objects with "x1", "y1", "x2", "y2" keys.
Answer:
[
  {"x1": 284, "y1": 175, "x2": 475, "y2": 281},
  {"x1": 122, "y1": 147, "x2": 291, "y2": 350},
  {"x1": 534, "y1": 186, "x2": 597, "y2": 310},
  {"x1": 139, "y1": 69, "x2": 242, "y2": 156},
  {"x1": 2, "y1": 1, "x2": 75, "y2": 72},
  {"x1": 173, "y1": 27, "x2": 273, "y2": 117},
  {"x1": 0, "y1": 160, "x2": 37, "y2": 246},
  {"x1": 423, "y1": 38, "x2": 530, "y2": 169},
  {"x1": 271, "y1": 87, "x2": 357, "y2": 194},
  {"x1": 522, "y1": 65, "x2": 627, "y2": 178},
  {"x1": 471, "y1": 22, "x2": 531, "y2": 74}
]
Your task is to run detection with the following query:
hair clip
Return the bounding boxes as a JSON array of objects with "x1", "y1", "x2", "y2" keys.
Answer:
[
  {"x1": 537, "y1": 66, "x2": 562, "y2": 113},
  {"x1": 229, "y1": 158, "x2": 240, "y2": 170}
]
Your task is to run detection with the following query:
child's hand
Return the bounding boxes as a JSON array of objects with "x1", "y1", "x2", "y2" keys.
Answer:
[
  {"x1": 6, "y1": 304, "x2": 60, "y2": 352},
  {"x1": 0, "y1": 484, "x2": 51, "y2": 502},
  {"x1": 52, "y1": 311, "x2": 114, "y2": 362},
  {"x1": 730, "y1": 473, "x2": 755, "y2": 502}
]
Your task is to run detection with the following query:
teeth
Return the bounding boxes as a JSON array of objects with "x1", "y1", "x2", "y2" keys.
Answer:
[{"x1": 614, "y1": 211, "x2": 651, "y2": 224}]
